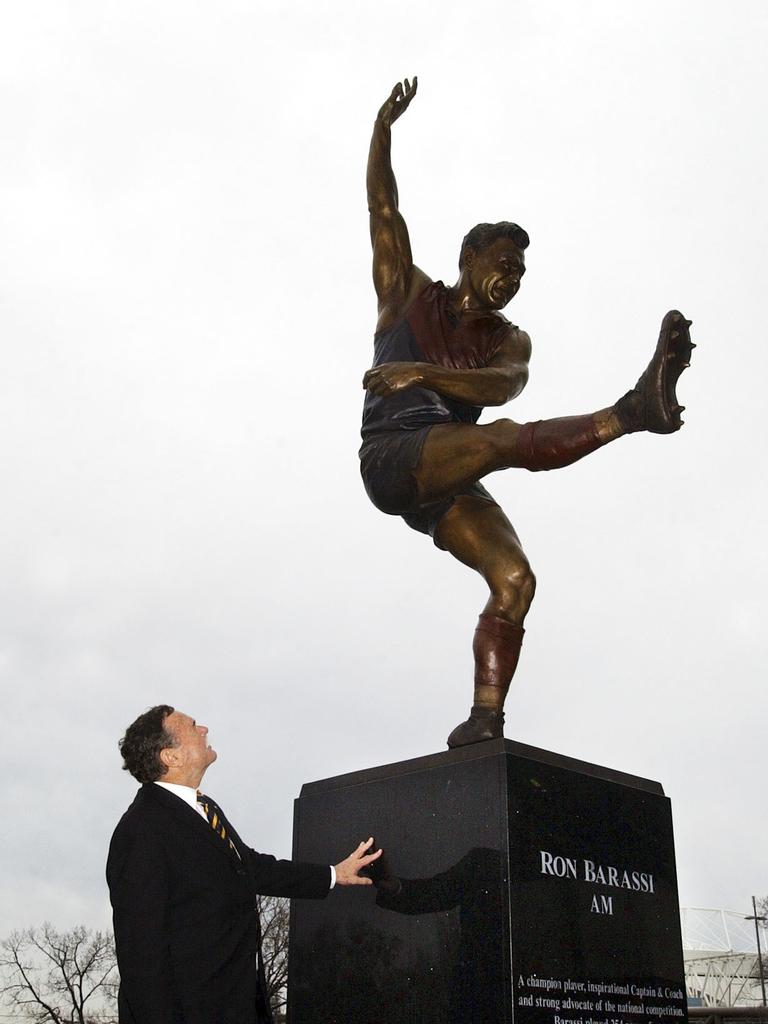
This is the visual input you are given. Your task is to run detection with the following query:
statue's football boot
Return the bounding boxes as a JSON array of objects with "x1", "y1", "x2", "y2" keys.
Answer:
[
  {"x1": 616, "y1": 310, "x2": 694, "y2": 433},
  {"x1": 447, "y1": 706, "x2": 504, "y2": 748}
]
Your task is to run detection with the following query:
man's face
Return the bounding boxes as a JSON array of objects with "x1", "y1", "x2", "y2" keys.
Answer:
[
  {"x1": 163, "y1": 711, "x2": 217, "y2": 781},
  {"x1": 465, "y1": 238, "x2": 526, "y2": 309}
]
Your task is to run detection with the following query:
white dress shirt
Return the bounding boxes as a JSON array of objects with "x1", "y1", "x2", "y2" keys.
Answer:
[{"x1": 155, "y1": 780, "x2": 208, "y2": 818}]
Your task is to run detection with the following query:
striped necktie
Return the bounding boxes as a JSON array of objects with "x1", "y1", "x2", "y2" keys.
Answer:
[{"x1": 196, "y1": 792, "x2": 242, "y2": 861}]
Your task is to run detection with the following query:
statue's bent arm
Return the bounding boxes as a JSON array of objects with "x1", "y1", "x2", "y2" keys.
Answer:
[{"x1": 362, "y1": 327, "x2": 531, "y2": 407}]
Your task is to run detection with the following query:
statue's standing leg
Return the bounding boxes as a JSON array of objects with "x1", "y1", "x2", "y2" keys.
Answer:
[{"x1": 434, "y1": 496, "x2": 535, "y2": 748}]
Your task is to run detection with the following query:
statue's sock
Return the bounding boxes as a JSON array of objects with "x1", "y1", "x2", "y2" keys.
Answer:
[
  {"x1": 473, "y1": 613, "x2": 525, "y2": 711},
  {"x1": 514, "y1": 415, "x2": 605, "y2": 471}
]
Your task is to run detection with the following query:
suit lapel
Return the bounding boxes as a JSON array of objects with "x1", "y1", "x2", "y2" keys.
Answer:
[{"x1": 140, "y1": 784, "x2": 243, "y2": 867}]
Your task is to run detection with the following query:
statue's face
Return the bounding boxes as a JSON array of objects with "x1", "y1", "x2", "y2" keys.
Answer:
[{"x1": 466, "y1": 238, "x2": 526, "y2": 309}]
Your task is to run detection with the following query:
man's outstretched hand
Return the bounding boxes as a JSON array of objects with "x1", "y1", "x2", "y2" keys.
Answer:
[
  {"x1": 377, "y1": 77, "x2": 418, "y2": 127},
  {"x1": 334, "y1": 838, "x2": 383, "y2": 886}
]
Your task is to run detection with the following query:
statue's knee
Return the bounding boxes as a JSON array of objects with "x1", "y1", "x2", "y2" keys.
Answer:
[
  {"x1": 484, "y1": 418, "x2": 518, "y2": 458},
  {"x1": 514, "y1": 563, "x2": 537, "y2": 608},
  {"x1": 493, "y1": 559, "x2": 536, "y2": 614}
]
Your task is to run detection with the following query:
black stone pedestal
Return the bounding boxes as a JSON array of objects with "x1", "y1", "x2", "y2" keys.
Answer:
[{"x1": 288, "y1": 740, "x2": 687, "y2": 1024}]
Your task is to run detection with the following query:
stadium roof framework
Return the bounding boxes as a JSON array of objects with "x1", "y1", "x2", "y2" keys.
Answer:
[{"x1": 682, "y1": 908, "x2": 768, "y2": 1008}]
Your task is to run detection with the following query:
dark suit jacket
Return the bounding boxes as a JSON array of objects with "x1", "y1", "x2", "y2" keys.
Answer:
[{"x1": 106, "y1": 783, "x2": 330, "y2": 1024}]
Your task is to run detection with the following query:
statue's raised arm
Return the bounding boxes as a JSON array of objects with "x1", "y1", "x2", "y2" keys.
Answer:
[{"x1": 367, "y1": 78, "x2": 427, "y2": 332}]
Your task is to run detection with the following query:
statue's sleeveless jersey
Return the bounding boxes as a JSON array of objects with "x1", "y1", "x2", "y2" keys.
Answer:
[
  {"x1": 359, "y1": 281, "x2": 513, "y2": 526},
  {"x1": 361, "y1": 280, "x2": 512, "y2": 439}
]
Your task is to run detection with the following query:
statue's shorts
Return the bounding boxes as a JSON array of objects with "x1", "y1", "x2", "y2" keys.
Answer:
[{"x1": 359, "y1": 427, "x2": 498, "y2": 549}]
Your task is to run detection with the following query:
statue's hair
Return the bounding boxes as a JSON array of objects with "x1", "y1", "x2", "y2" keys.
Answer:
[
  {"x1": 459, "y1": 221, "x2": 530, "y2": 269},
  {"x1": 119, "y1": 704, "x2": 176, "y2": 783}
]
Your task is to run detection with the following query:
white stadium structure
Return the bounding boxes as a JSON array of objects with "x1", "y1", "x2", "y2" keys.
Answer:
[{"x1": 682, "y1": 908, "x2": 767, "y2": 1007}]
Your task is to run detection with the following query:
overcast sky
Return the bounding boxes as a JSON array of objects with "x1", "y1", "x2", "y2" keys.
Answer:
[{"x1": 1, "y1": 0, "x2": 766, "y2": 938}]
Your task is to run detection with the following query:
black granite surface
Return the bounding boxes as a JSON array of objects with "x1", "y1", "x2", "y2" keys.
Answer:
[{"x1": 288, "y1": 741, "x2": 686, "y2": 1024}]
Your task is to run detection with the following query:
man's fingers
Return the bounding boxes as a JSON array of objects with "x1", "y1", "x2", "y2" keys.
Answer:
[
  {"x1": 356, "y1": 838, "x2": 380, "y2": 859},
  {"x1": 358, "y1": 850, "x2": 382, "y2": 866},
  {"x1": 333, "y1": 839, "x2": 382, "y2": 885}
]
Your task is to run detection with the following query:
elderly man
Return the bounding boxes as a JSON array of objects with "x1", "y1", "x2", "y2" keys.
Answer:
[
  {"x1": 361, "y1": 78, "x2": 693, "y2": 747},
  {"x1": 107, "y1": 705, "x2": 380, "y2": 1024}
]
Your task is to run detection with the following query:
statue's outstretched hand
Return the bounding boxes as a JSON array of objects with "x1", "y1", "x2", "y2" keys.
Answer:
[
  {"x1": 334, "y1": 838, "x2": 383, "y2": 886},
  {"x1": 377, "y1": 77, "x2": 418, "y2": 127}
]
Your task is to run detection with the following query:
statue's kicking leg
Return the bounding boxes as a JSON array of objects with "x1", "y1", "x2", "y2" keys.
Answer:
[
  {"x1": 434, "y1": 496, "x2": 535, "y2": 748},
  {"x1": 416, "y1": 409, "x2": 618, "y2": 505},
  {"x1": 415, "y1": 310, "x2": 694, "y2": 506}
]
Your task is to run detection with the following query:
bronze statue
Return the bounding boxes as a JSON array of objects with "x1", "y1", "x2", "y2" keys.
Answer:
[{"x1": 360, "y1": 78, "x2": 693, "y2": 749}]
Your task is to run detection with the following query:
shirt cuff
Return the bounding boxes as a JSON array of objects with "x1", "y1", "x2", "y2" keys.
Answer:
[{"x1": 329, "y1": 865, "x2": 336, "y2": 889}]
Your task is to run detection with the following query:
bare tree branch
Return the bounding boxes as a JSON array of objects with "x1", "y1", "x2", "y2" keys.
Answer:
[
  {"x1": 3, "y1": 909, "x2": 290, "y2": 1023},
  {"x1": 256, "y1": 895, "x2": 290, "y2": 1018},
  {"x1": 0, "y1": 925, "x2": 118, "y2": 1023}
]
